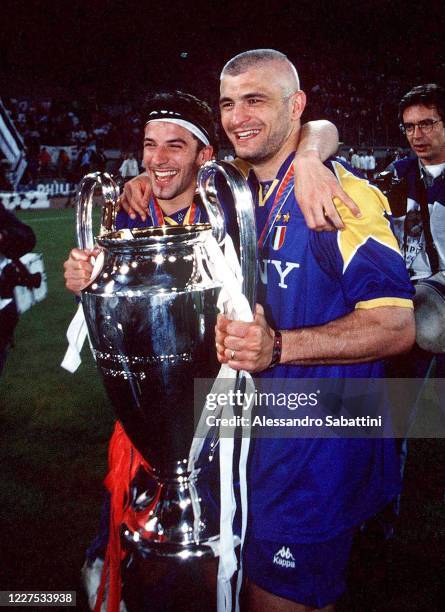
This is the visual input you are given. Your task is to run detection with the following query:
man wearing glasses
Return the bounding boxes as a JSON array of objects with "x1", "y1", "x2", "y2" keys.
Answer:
[
  {"x1": 384, "y1": 84, "x2": 445, "y2": 376},
  {"x1": 382, "y1": 85, "x2": 445, "y2": 542},
  {"x1": 384, "y1": 84, "x2": 445, "y2": 431}
]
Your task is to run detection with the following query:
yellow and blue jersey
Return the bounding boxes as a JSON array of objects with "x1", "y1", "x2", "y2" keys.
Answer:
[
  {"x1": 248, "y1": 154, "x2": 414, "y2": 379},
  {"x1": 245, "y1": 155, "x2": 414, "y2": 542},
  {"x1": 116, "y1": 194, "x2": 207, "y2": 230}
]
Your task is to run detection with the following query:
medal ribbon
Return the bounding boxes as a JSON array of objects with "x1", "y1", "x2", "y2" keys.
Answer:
[
  {"x1": 148, "y1": 196, "x2": 200, "y2": 226},
  {"x1": 258, "y1": 160, "x2": 294, "y2": 248}
]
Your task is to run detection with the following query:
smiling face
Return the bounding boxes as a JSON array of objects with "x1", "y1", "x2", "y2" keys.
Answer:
[
  {"x1": 219, "y1": 62, "x2": 305, "y2": 179},
  {"x1": 402, "y1": 104, "x2": 445, "y2": 165},
  {"x1": 143, "y1": 121, "x2": 212, "y2": 210}
]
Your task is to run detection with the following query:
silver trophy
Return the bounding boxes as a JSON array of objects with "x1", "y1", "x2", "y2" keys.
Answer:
[{"x1": 76, "y1": 164, "x2": 256, "y2": 560}]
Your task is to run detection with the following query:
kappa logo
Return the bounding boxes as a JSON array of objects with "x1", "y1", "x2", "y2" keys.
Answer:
[{"x1": 273, "y1": 546, "x2": 296, "y2": 569}]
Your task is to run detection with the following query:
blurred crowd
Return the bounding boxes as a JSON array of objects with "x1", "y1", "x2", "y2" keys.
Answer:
[
  {"x1": 7, "y1": 97, "x2": 141, "y2": 151},
  {"x1": 301, "y1": 53, "x2": 445, "y2": 147},
  {"x1": 2, "y1": 53, "x2": 444, "y2": 186},
  {"x1": 20, "y1": 144, "x2": 110, "y2": 185},
  {"x1": 4, "y1": 97, "x2": 143, "y2": 185}
]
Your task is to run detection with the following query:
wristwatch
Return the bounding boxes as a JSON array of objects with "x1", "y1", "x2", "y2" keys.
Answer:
[{"x1": 269, "y1": 330, "x2": 282, "y2": 368}]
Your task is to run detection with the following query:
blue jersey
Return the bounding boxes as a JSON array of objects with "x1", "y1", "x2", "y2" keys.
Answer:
[
  {"x1": 241, "y1": 154, "x2": 414, "y2": 542},
  {"x1": 115, "y1": 195, "x2": 208, "y2": 230},
  {"x1": 248, "y1": 155, "x2": 414, "y2": 378},
  {"x1": 115, "y1": 188, "x2": 240, "y2": 252}
]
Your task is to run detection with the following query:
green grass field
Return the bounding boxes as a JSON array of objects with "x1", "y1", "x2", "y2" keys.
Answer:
[
  {"x1": 1, "y1": 208, "x2": 444, "y2": 610},
  {"x1": 0, "y1": 208, "x2": 113, "y2": 605}
]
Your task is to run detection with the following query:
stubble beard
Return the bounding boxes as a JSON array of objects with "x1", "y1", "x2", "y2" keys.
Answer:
[{"x1": 233, "y1": 123, "x2": 293, "y2": 166}]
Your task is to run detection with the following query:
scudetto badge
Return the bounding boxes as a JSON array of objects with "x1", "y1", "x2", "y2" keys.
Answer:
[{"x1": 272, "y1": 226, "x2": 287, "y2": 250}]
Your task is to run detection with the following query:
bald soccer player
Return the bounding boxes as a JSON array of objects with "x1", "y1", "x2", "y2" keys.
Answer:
[{"x1": 215, "y1": 49, "x2": 415, "y2": 611}]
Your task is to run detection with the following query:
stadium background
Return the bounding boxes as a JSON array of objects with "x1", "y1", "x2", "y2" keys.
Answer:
[{"x1": 1, "y1": 1, "x2": 444, "y2": 610}]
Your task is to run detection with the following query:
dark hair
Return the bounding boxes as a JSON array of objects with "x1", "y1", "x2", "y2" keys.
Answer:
[
  {"x1": 143, "y1": 91, "x2": 216, "y2": 148},
  {"x1": 399, "y1": 83, "x2": 445, "y2": 122}
]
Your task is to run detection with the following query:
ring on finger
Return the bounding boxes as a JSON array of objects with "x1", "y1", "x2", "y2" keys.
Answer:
[{"x1": 230, "y1": 350, "x2": 236, "y2": 360}]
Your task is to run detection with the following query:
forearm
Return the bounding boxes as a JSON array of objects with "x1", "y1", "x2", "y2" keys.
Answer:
[
  {"x1": 280, "y1": 307, "x2": 415, "y2": 366},
  {"x1": 297, "y1": 120, "x2": 339, "y2": 162}
]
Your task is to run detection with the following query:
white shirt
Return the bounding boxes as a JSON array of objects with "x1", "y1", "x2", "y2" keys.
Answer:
[
  {"x1": 119, "y1": 158, "x2": 140, "y2": 178},
  {"x1": 365, "y1": 155, "x2": 376, "y2": 170},
  {"x1": 424, "y1": 162, "x2": 445, "y2": 179}
]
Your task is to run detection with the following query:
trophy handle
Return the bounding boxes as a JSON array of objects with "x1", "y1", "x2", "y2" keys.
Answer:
[
  {"x1": 197, "y1": 160, "x2": 257, "y2": 310},
  {"x1": 76, "y1": 172, "x2": 120, "y2": 250}
]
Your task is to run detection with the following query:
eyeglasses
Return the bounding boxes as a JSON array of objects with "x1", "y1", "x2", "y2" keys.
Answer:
[{"x1": 400, "y1": 118, "x2": 443, "y2": 136}]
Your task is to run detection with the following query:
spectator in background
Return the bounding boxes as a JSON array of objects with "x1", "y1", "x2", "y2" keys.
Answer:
[
  {"x1": 79, "y1": 146, "x2": 95, "y2": 177},
  {"x1": 0, "y1": 203, "x2": 36, "y2": 375},
  {"x1": 57, "y1": 148, "x2": 71, "y2": 179},
  {"x1": 119, "y1": 152, "x2": 140, "y2": 182},
  {"x1": 394, "y1": 147, "x2": 405, "y2": 161},
  {"x1": 38, "y1": 147, "x2": 52, "y2": 177},
  {"x1": 77, "y1": 125, "x2": 89, "y2": 145},
  {"x1": 359, "y1": 151, "x2": 367, "y2": 173},
  {"x1": 385, "y1": 83, "x2": 445, "y2": 331},
  {"x1": 68, "y1": 111, "x2": 80, "y2": 128},
  {"x1": 21, "y1": 150, "x2": 39, "y2": 186},
  {"x1": 377, "y1": 83, "x2": 445, "y2": 532},
  {"x1": 349, "y1": 147, "x2": 361, "y2": 171},
  {"x1": 364, "y1": 149, "x2": 376, "y2": 180},
  {"x1": 92, "y1": 147, "x2": 107, "y2": 173},
  {"x1": 336, "y1": 146, "x2": 347, "y2": 162},
  {"x1": 74, "y1": 147, "x2": 87, "y2": 181}
]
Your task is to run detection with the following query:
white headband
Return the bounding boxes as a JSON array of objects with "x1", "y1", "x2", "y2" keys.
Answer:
[{"x1": 145, "y1": 118, "x2": 210, "y2": 146}]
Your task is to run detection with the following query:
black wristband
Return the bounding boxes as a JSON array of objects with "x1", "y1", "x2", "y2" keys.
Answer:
[{"x1": 269, "y1": 330, "x2": 282, "y2": 368}]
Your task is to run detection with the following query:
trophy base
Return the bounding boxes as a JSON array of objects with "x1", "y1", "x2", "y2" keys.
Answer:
[
  {"x1": 120, "y1": 460, "x2": 226, "y2": 561},
  {"x1": 122, "y1": 527, "x2": 221, "y2": 560}
]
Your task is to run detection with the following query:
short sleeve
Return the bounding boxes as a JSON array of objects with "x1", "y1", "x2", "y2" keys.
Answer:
[{"x1": 311, "y1": 161, "x2": 414, "y2": 310}]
